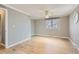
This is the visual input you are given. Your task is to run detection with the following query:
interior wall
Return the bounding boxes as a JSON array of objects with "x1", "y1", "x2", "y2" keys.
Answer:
[
  {"x1": 7, "y1": 8, "x2": 31, "y2": 46},
  {"x1": 69, "y1": 6, "x2": 79, "y2": 47},
  {"x1": 34, "y1": 16, "x2": 69, "y2": 37}
]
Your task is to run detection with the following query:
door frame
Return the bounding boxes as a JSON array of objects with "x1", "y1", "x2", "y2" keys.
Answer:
[{"x1": 0, "y1": 8, "x2": 8, "y2": 48}]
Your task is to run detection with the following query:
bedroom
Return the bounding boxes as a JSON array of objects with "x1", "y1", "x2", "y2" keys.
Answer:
[{"x1": 0, "y1": 4, "x2": 79, "y2": 54}]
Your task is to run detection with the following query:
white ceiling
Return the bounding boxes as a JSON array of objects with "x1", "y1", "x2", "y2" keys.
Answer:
[{"x1": 7, "y1": 4, "x2": 78, "y2": 19}]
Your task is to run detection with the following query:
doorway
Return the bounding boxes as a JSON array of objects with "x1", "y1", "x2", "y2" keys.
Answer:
[{"x1": 0, "y1": 9, "x2": 5, "y2": 46}]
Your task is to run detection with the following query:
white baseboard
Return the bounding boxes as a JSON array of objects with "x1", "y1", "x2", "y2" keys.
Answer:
[
  {"x1": 69, "y1": 38, "x2": 79, "y2": 51},
  {"x1": 34, "y1": 34, "x2": 70, "y2": 39},
  {"x1": 6, "y1": 37, "x2": 31, "y2": 48}
]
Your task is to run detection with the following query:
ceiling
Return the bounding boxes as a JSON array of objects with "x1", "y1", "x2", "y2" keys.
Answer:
[{"x1": 6, "y1": 4, "x2": 78, "y2": 19}]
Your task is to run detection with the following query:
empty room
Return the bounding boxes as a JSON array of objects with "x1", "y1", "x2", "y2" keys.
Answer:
[{"x1": 0, "y1": 4, "x2": 79, "y2": 54}]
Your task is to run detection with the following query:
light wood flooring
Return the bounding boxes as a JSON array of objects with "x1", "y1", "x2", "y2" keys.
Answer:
[{"x1": 0, "y1": 36, "x2": 79, "y2": 54}]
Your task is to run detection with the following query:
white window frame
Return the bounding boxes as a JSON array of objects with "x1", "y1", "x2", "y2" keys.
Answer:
[{"x1": 46, "y1": 19, "x2": 58, "y2": 30}]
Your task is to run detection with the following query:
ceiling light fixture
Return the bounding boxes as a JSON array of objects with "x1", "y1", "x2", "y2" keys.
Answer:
[{"x1": 44, "y1": 10, "x2": 60, "y2": 20}]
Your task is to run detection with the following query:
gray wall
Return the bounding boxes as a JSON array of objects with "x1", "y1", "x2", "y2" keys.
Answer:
[
  {"x1": 7, "y1": 8, "x2": 31, "y2": 46},
  {"x1": 69, "y1": 6, "x2": 79, "y2": 47},
  {"x1": 33, "y1": 16, "x2": 69, "y2": 37}
]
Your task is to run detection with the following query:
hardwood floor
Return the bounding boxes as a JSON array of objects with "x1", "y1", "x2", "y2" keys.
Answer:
[{"x1": 0, "y1": 36, "x2": 79, "y2": 54}]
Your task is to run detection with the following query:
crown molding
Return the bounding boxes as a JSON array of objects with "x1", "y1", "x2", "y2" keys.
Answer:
[{"x1": 2, "y1": 4, "x2": 32, "y2": 18}]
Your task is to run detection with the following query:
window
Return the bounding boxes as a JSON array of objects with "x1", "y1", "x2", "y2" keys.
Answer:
[{"x1": 46, "y1": 19, "x2": 58, "y2": 30}]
